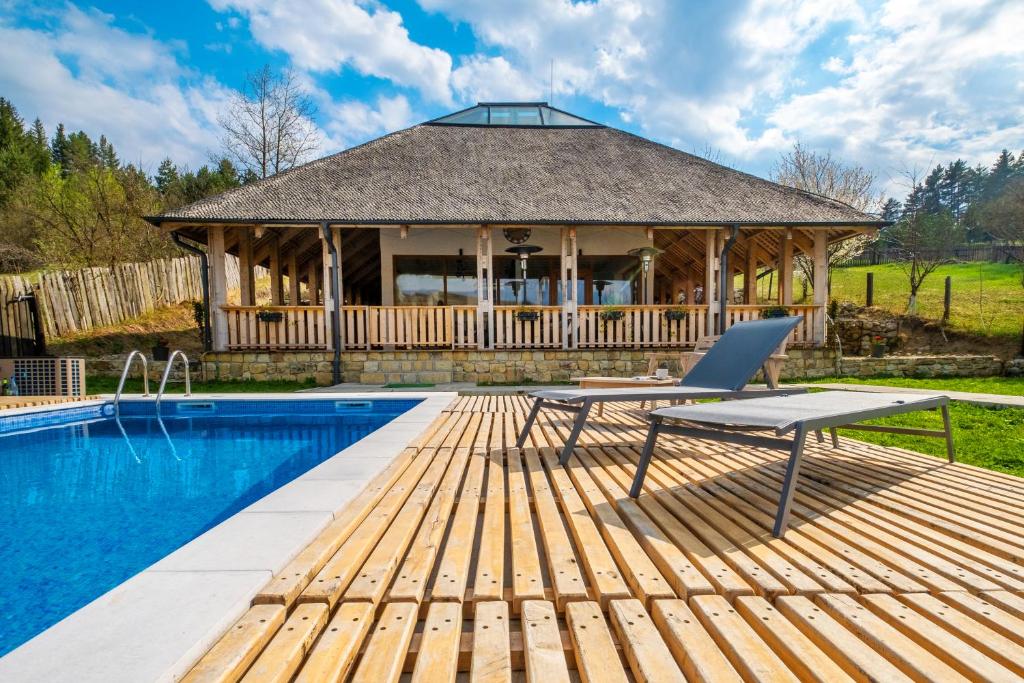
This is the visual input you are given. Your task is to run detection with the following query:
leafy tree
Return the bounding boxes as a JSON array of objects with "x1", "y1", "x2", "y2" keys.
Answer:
[
  {"x1": 218, "y1": 64, "x2": 320, "y2": 178},
  {"x1": 156, "y1": 157, "x2": 243, "y2": 209},
  {"x1": 978, "y1": 177, "x2": 1024, "y2": 352}
]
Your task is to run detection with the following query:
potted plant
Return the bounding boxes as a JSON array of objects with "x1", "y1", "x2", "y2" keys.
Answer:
[
  {"x1": 871, "y1": 335, "x2": 887, "y2": 358},
  {"x1": 761, "y1": 305, "x2": 790, "y2": 319},
  {"x1": 600, "y1": 306, "x2": 625, "y2": 322},
  {"x1": 515, "y1": 307, "x2": 540, "y2": 322},
  {"x1": 664, "y1": 307, "x2": 689, "y2": 322},
  {"x1": 257, "y1": 308, "x2": 284, "y2": 323},
  {"x1": 152, "y1": 338, "x2": 170, "y2": 361}
]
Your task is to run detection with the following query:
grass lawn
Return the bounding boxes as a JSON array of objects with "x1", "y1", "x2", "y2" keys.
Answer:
[
  {"x1": 88, "y1": 376, "x2": 317, "y2": 394},
  {"x1": 805, "y1": 374, "x2": 1024, "y2": 396},
  {"x1": 829, "y1": 262, "x2": 1023, "y2": 339},
  {"x1": 801, "y1": 376, "x2": 1024, "y2": 476}
]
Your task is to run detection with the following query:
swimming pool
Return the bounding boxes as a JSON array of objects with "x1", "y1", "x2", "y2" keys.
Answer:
[{"x1": 0, "y1": 396, "x2": 420, "y2": 657}]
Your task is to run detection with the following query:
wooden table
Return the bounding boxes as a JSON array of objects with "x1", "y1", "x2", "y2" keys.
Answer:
[{"x1": 572, "y1": 376, "x2": 677, "y2": 416}]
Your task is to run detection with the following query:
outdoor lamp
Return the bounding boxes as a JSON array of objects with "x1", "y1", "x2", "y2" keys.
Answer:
[
  {"x1": 506, "y1": 244, "x2": 543, "y2": 280},
  {"x1": 628, "y1": 246, "x2": 662, "y2": 274}
]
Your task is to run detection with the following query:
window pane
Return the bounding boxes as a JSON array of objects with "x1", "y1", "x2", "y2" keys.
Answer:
[
  {"x1": 394, "y1": 257, "x2": 444, "y2": 305},
  {"x1": 446, "y1": 256, "x2": 478, "y2": 304},
  {"x1": 583, "y1": 255, "x2": 639, "y2": 305},
  {"x1": 495, "y1": 256, "x2": 557, "y2": 305}
]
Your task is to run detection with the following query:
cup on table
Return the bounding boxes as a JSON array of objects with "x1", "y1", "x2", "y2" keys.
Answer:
[{"x1": 655, "y1": 368, "x2": 669, "y2": 379}]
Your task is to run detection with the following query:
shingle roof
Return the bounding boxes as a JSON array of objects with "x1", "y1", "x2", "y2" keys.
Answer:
[{"x1": 151, "y1": 121, "x2": 881, "y2": 227}]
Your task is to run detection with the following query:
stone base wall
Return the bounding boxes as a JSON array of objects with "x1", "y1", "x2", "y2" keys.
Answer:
[
  {"x1": 93, "y1": 349, "x2": 1009, "y2": 386},
  {"x1": 86, "y1": 356, "x2": 198, "y2": 383}
]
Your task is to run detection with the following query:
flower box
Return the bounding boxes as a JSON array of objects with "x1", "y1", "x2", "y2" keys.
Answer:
[{"x1": 257, "y1": 310, "x2": 284, "y2": 323}]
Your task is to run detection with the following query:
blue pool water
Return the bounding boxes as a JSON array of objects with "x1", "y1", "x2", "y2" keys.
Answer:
[{"x1": 0, "y1": 398, "x2": 418, "y2": 656}]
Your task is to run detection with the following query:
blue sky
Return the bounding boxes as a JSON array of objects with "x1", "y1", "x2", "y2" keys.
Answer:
[{"x1": 2, "y1": 0, "x2": 1022, "y2": 199}]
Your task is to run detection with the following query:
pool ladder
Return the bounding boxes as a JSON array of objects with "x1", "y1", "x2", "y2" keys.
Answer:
[{"x1": 112, "y1": 349, "x2": 192, "y2": 417}]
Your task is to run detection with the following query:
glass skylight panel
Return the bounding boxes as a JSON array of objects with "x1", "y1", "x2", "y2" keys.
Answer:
[{"x1": 431, "y1": 104, "x2": 600, "y2": 127}]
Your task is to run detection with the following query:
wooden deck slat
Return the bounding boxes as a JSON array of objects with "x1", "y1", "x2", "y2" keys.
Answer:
[
  {"x1": 178, "y1": 394, "x2": 1024, "y2": 681},
  {"x1": 521, "y1": 600, "x2": 571, "y2": 683}
]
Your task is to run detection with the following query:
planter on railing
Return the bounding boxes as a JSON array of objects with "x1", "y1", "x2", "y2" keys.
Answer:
[
  {"x1": 256, "y1": 310, "x2": 284, "y2": 323},
  {"x1": 516, "y1": 309, "x2": 541, "y2": 322},
  {"x1": 663, "y1": 308, "x2": 689, "y2": 322},
  {"x1": 600, "y1": 308, "x2": 625, "y2": 321}
]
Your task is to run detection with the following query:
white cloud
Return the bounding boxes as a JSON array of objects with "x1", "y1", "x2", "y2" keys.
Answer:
[
  {"x1": 323, "y1": 94, "x2": 416, "y2": 146},
  {"x1": 451, "y1": 56, "x2": 544, "y2": 103},
  {"x1": 210, "y1": 0, "x2": 453, "y2": 103},
  {"x1": 0, "y1": 7, "x2": 230, "y2": 170}
]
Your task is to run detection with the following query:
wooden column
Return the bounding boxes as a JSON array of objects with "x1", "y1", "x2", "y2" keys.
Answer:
[
  {"x1": 704, "y1": 230, "x2": 717, "y2": 335},
  {"x1": 237, "y1": 227, "x2": 255, "y2": 306},
  {"x1": 561, "y1": 227, "x2": 578, "y2": 348},
  {"x1": 321, "y1": 231, "x2": 334, "y2": 351},
  {"x1": 779, "y1": 229, "x2": 793, "y2": 305},
  {"x1": 307, "y1": 260, "x2": 320, "y2": 306},
  {"x1": 744, "y1": 241, "x2": 758, "y2": 304},
  {"x1": 208, "y1": 226, "x2": 228, "y2": 351},
  {"x1": 476, "y1": 226, "x2": 494, "y2": 350},
  {"x1": 812, "y1": 230, "x2": 828, "y2": 345},
  {"x1": 287, "y1": 252, "x2": 300, "y2": 304},
  {"x1": 269, "y1": 237, "x2": 283, "y2": 305}
]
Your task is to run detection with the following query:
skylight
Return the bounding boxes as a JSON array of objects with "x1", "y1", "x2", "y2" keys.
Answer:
[{"x1": 429, "y1": 102, "x2": 602, "y2": 127}]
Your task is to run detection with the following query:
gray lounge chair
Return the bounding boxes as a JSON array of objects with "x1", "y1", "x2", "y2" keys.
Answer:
[
  {"x1": 634, "y1": 390, "x2": 954, "y2": 537},
  {"x1": 516, "y1": 315, "x2": 806, "y2": 465}
]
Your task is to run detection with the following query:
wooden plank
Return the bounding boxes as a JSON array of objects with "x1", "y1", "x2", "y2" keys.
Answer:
[
  {"x1": 813, "y1": 593, "x2": 969, "y2": 682},
  {"x1": 689, "y1": 595, "x2": 799, "y2": 682},
  {"x1": 774, "y1": 595, "x2": 912, "y2": 682},
  {"x1": 523, "y1": 448, "x2": 588, "y2": 609},
  {"x1": 981, "y1": 590, "x2": 1024, "y2": 621},
  {"x1": 651, "y1": 599, "x2": 742, "y2": 683},
  {"x1": 181, "y1": 605, "x2": 286, "y2": 683},
  {"x1": 521, "y1": 600, "x2": 571, "y2": 683},
  {"x1": 734, "y1": 596, "x2": 853, "y2": 682},
  {"x1": 294, "y1": 602, "x2": 374, "y2": 683},
  {"x1": 471, "y1": 601, "x2": 511, "y2": 683},
  {"x1": 506, "y1": 447, "x2": 546, "y2": 611},
  {"x1": 351, "y1": 602, "x2": 419, "y2": 683},
  {"x1": 565, "y1": 601, "x2": 629, "y2": 683},
  {"x1": 411, "y1": 602, "x2": 464, "y2": 682},
  {"x1": 609, "y1": 599, "x2": 686, "y2": 683},
  {"x1": 937, "y1": 591, "x2": 1024, "y2": 646},
  {"x1": 473, "y1": 446, "x2": 506, "y2": 602},
  {"x1": 861, "y1": 593, "x2": 1018, "y2": 681},
  {"x1": 239, "y1": 602, "x2": 328, "y2": 683},
  {"x1": 539, "y1": 448, "x2": 632, "y2": 608}
]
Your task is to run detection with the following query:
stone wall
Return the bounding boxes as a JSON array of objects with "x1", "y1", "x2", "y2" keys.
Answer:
[
  {"x1": 86, "y1": 356, "x2": 198, "y2": 383},
  {"x1": 93, "y1": 349, "x2": 1009, "y2": 387}
]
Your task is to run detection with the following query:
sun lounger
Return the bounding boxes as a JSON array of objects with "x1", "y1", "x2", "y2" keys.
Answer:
[
  {"x1": 634, "y1": 390, "x2": 954, "y2": 537},
  {"x1": 515, "y1": 316, "x2": 806, "y2": 464}
]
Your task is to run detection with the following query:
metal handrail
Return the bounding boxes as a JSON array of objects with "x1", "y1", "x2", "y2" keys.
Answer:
[
  {"x1": 114, "y1": 350, "x2": 149, "y2": 417},
  {"x1": 155, "y1": 350, "x2": 192, "y2": 415}
]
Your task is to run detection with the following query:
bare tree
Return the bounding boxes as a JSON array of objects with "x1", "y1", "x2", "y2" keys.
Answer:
[
  {"x1": 218, "y1": 65, "x2": 320, "y2": 179},
  {"x1": 887, "y1": 210, "x2": 964, "y2": 314},
  {"x1": 771, "y1": 143, "x2": 883, "y2": 295}
]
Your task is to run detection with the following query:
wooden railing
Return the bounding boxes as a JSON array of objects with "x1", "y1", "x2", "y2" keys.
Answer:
[
  {"x1": 577, "y1": 305, "x2": 708, "y2": 348},
  {"x1": 493, "y1": 306, "x2": 563, "y2": 349},
  {"x1": 720, "y1": 305, "x2": 818, "y2": 345},
  {"x1": 223, "y1": 306, "x2": 327, "y2": 350},
  {"x1": 220, "y1": 303, "x2": 821, "y2": 351}
]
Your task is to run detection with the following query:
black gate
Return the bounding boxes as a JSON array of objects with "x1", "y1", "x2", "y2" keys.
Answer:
[{"x1": 1, "y1": 291, "x2": 46, "y2": 357}]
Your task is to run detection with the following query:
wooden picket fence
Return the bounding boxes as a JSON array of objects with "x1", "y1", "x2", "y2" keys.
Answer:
[{"x1": 1, "y1": 255, "x2": 249, "y2": 341}]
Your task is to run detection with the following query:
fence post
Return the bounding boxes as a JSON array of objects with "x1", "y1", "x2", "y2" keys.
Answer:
[
  {"x1": 943, "y1": 276, "x2": 951, "y2": 322},
  {"x1": 866, "y1": 272, "x2": 874, "y2": 307}
]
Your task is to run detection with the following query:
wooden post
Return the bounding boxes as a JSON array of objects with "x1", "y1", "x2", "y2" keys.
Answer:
[
  {"x1": 287, "y1": 252, "x2": 300, "y2": 304},
  {"x1": 744, "y1": 241, "x2": 758, "y2": 304},
  {"x1": 560, "y1": 227, "x2": 569, "y2": 349},
  {"x1": 779, "y1": 229, "x2": 793, "y2": 305},
  {"x1": 704, "y1": 229, "x2": 717, "y2": 335},
  {"x1": 269, "y1": 237, "x2": 283, "y2": 305},
  {"x1": 569, "y1": 227, "x2": 578, "y2": 348},
  {"x1": 307, "y1": 260, "x2": 320, "y2": 306},
  {"x1": 477, "y1": 226, "x2": 494, "y2": 350},
  {"x1": 812, "y1": 230, "x2": 827, "y2": 345},
  {"x1": 866, "y1": 272, "x2": 874, "y2": 307},
  {"x1": 321, "y1": 232, "x2": 333, "y2": 351},
  {"x1": 208, "y1": 226, "x2": 228, "y2": 351},
  {"x1": 237, "y1": 227, "x2": 255, "y2": 306},
  {"x1": 943, "y1": 275, "x2": 952, "y2": 322}
]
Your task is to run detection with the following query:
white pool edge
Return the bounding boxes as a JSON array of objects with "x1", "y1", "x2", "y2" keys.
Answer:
[{"x1": 0, "y1": 392, "x2": 455, "y2": 683}]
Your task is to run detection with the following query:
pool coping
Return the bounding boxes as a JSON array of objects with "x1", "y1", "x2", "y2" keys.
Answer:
[{"x1": 0, "y1": 391, "x2": 455, "y2": 683}]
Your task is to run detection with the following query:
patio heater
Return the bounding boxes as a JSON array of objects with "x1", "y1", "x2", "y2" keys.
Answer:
[
  {"x1": 628, "y1": 246, "x2": 662, "y2": 305},
  {"x1": 593, "y1": 279, "x2": 612, "y2": 305},
  {"x1": 505, "y1": 244, "x2": 543, "y2": 305}
]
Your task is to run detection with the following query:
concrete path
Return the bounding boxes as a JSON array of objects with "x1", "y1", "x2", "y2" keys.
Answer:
[
  {"x1": 795, "y1": 382, "x2": 1024, "y2": 409},
  {"x1": 305, "y1": 382, "x2": 574, "y2": 395}
]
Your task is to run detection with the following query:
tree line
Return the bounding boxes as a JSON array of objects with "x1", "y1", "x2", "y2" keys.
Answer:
[{"x1": 0, "y1": 65, "x2": 319, "y2": 273}]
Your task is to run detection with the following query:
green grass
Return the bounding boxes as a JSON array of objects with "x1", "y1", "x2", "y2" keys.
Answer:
[
  {"x1": 835, "y1": 402, "x2": 1024, "y2": 477},
  {"x1": 88, "y1": 376, "x2": 317, "y2": 394},
  {"x1": 805, "y1": 374, "x2": 1024, "y2": 396},
  {"x1": 829, "y1": 262, "x2": 1024, "y2": 339}
]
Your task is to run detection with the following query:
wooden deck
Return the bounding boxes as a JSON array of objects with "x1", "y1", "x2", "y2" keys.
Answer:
[
  {"x1": 184, "y1": 395, "x2": 1024, "y2": 682},
  {"x1": 0, "y1": 395, "x2": 98, "y2": 411}
]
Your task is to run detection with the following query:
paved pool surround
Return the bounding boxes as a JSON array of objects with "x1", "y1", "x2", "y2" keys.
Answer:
[{"x1": 0, "y1": 392, "x2": 454, "y2": 683}]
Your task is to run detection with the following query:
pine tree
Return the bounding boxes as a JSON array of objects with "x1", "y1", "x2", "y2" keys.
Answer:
[
  {"x1": 97, "y1": 134, "x2": 119, "y2": 168},
  {"x1": 154, "y1": 158, "x2": 179, "y2": 194},
  {"x1": 921, "y1": 166, "x2": 945, "y2": 214},
  {"x1": 51, "y1": 123, "x2": 69, "y2": 171}
]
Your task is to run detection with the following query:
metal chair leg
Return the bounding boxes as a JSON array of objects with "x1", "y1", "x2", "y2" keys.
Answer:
[
  {"x1": 773, "y1": 426, "x2": 808, "y2": 538},
  {"x1": 516, "y1": 398, "x2": 543, "y2": 448},
  {"x1": 559, "y1": 400, "x2": 593, "y2": 465},
  {"x1": 941, "y1": 404, "x2": 955, "y2": 463},
  {"x1": 630, "y1": 421, "x2": 662, "y2": 497},
  {"x1": 829, "y1": 428, "x2": 839, "y2": 448}
]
